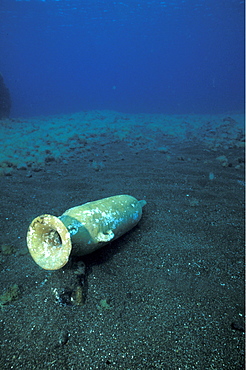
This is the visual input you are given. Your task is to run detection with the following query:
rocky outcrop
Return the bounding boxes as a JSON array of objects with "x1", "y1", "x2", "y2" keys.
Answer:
[{"x1": 0, "y1": 73, "x2": 11, "y2": 119}]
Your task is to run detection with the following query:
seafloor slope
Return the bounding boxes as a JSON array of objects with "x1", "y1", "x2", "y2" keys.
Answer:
[{"x1": 0, "y1": 111, "x2": 244, "y2": 369}]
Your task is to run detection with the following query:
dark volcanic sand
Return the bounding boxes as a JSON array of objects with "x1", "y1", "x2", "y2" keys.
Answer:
[{"x1": 0, "y1": 137, "x2": 245, "y2": 369}]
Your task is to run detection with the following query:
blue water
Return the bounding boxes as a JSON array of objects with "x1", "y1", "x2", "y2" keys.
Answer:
[{"x1": 0, "y1": 0, "x2": 244, "y2": 117}]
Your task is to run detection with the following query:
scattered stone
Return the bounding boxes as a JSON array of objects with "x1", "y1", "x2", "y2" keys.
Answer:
[
  {"x1": 235, "y1": 164, "x2": 244, "y2": 170},
  {"x1": 16, "y1": 248, "x2": 29, "y2": 256},
  {"x1": 157, "y1": 146, "x2": 169, "y2": 154},
  {"x1": 57, "y1": 330, "x2": 70, "y2": 346},
  {"x1": 231, "y1": 322, "x2": 244, "y2": 332},
  {"x1": 45, "y1": 155, "x2": 56, "y2": 164},
  {"x1": 0, "y1": 284, "x2": 20, "y2": 307},
  {"x1": 216, "y1": 155, "x2": 228, "y2": 167},
  {"x1": 1, "y1": 244, "x2": 16, "y2": 255},
  {"x1": 52, "y1": 261, "x2": 87, "y2": 306},
  {"x1": 98, "y1": 298, "x2": 112, "y2": 311},
  {"x1": 53, "y1": 288, "x2": 73, "y2": 306},
  {"x1": 71, "y1": 285, "x2": 84, "y2": 306},
  {"x1": 209, "y1": 172, "x2": 215, "y2": 180},
  {"x1": 17, "y1": 162, "x2": 27, "y2": 170},
  {"x1": 0, "y1": 167, "x2": 13, "y2": 176},
  {"x1": 91, "y1": 160, "x2": 104, "y2": 171}
]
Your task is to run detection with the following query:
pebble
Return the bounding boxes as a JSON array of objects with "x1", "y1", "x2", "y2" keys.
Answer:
[
  {"x1": 17, "y1": 163, "x2": 27, "y2": 170},
  {"x1": 216, "y1": 155, "x2": 228, "y2": 167},
  {"x1": 58, "y1": 330, "x2": 69, "y2": 346}
]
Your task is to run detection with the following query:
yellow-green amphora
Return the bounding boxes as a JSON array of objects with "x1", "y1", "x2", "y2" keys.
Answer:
[{"x1": 27, "y1": 195, "x2": 146, "y2": 270}]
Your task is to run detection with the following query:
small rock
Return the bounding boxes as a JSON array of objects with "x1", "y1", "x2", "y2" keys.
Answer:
[
  {"x1": 231, "y1": 322, "x2": 244, "y2": 332},
  {"x1": 1, "y1": 244, "x2": 16, "y2": 255},
  {"x1": 57, "y1": 330, "x2": 69, "y2": 346},
  {"x1": 0, "y1": 284, "x2": 20, "y2": 306},
  {"x1": 45, "y1": 156, "x2": 56, "y2": 164},
  {"x1": 157, "y1": 146, "x2": 169, "y2": 154},
  {"x1": 17, "y1": 163, "x2": 27, "y2": 170},
  {"x1": 97, "y1": 298, "x2": 112, "y2": 311},
  {"x1": 2, "y1": 167, "x2": 13, "y2": 176},
  {"x1": 216, "y1": 155, "x2": 228, "y2": 167}
]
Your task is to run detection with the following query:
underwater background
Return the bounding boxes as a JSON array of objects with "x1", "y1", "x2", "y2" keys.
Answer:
[
  {"x1": 0, "y1": 0, "x2": 244, "y2": 117},
  {"x1": 0, "y1": 1, "x2": 245, "y2": 369}
]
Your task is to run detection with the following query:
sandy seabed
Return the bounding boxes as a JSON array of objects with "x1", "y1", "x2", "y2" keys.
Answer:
[{"x1": 0, "y1": 110, "x2": 245, "y2": 369}]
